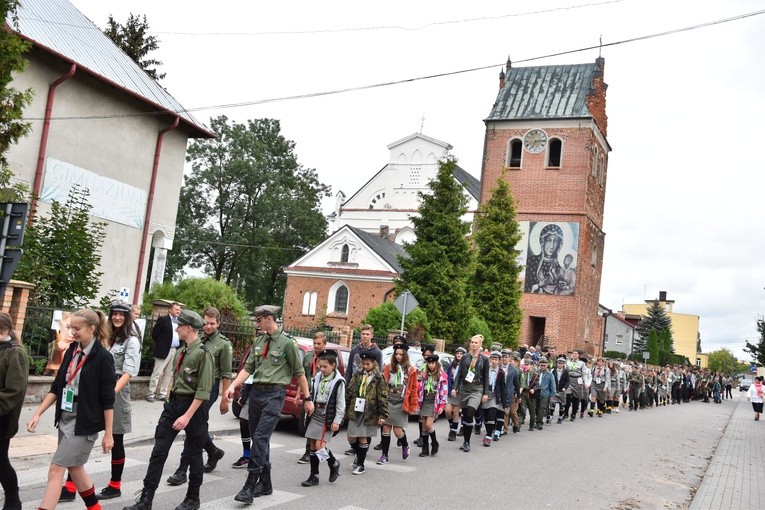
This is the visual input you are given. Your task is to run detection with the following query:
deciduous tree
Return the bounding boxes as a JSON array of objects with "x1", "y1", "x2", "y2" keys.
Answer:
[{"x1": 707, "y1": 348, "x2": 738, "y2": 374}]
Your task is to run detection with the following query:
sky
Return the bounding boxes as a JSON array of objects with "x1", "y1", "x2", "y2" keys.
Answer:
[{"x1": 66, "y1": 0, "x2": 765, "y2": 361}]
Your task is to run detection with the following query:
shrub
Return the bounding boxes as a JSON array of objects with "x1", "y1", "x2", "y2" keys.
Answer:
[
  {"x1": 363, "y1": 302, "x2": 430, "y2": 342},
  {"x1": 603, "y1": 350, "x2": 627, "y2": 360},
  {"x1": 142, "y1": 277, "x2": 248, "y2": 321}
]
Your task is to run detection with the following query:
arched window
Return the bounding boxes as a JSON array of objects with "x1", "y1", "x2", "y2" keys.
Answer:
[
  {"x1": 547, "y1": 138, "x2": 562, "y2": 167},
  {"x1": 334, "y1": 285, "x2": 349, "y2": 313},
  {"x1": 507, "y1": 139, "x2": 522, "y2": 168},
  {"x1": 341, "y1": 244, "x2": 349, "y2": 263},
  {"x1": 302, "y1": 292, "x2": 311, "y2": 315}
]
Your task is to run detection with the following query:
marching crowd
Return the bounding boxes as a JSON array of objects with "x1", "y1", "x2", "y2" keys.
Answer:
[{"x1": 0, "y1": 304, "x2": 750, "y2": 510}]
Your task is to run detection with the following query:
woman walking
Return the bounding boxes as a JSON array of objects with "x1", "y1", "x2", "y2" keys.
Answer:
[
  {"x1": 27, "y1": 309, "x2": 115, "y2": 510},
  {"x1": 378, "y1": 343, "x2": 418, "y2": 464},
  {"x1": 747, "y1": 376, "x2": 764, "y2": 421},
  {"x1": 0, "y1": 312, "x2": 29, "y2": 510}
]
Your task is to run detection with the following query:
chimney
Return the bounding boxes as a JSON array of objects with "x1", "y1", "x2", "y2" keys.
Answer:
[
  {"x1": 659, "y1": 291, "x2": 667, "y2": 302},
  {"x1": 499, "y1": 68, "x2": 505, "y2": 89},
  {"x1": 379, "y1": 225, "x2": 389, "y2": 238}
]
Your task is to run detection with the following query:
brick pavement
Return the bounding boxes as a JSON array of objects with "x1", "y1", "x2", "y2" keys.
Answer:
[{"x1": 690, "y1": 392, "x2": 765, "y2": 510}]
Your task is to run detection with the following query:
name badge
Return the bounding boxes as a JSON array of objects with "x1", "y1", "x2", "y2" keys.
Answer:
[
  {"x1": 465, "y1": 371, "x2": 475, "y2": 383},
  {"x1": 61, "y1": 387, "x2": 74, "y2": 412},
  {"x1": 315, "y1": 447, "x2": 330, "y2": 462},
  {"x1": 354, "y1": 397, "x2": 366, "y2": 412},
  {"x1": 577, "y1": 377, "x2": 583, "y2": 384},
  {"x1": 595, "y1": 378, "x2": 602, "y2": 384}
]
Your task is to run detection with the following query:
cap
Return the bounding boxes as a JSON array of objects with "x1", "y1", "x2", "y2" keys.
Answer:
[
  {"x1": 392, "y1": 334, "x2": 406, "y2": 342},
  {"x1": 421, "y1": 344, "x2": 436, "y2": 354},
  {"x1": 490, "y1": 351, "x2": 501, "y2": 359},
  {"x1": 425, "y1": 354, "x2": 440, "y2": 363},
  {"x1": 359, "y1": 351, "x2": 377, "y2": 361},
  {"x1": 392, "y1": 343, "x2": 408, "y2": 352},
  {"x1": 500, "y1": 349, "x2": 512, "y2": 356},
  {"x1": 556, "y1": 358, "x2": 566, "y2": 364},
  {"x1": 253, "y1": 305, "x2": 281, "y2": 318},
  {"x1": 109, "y1": 300, "x2": 131, "y2": 314},
  {"x1": 455, "y1": 347, "x2": 467, "y2": 354},
  {"x1": 177, "y1": 309, "x2": 204, "y2": 329},
  {"x1": 538, "y1": 357, "x2": 548, "y2": 364}
]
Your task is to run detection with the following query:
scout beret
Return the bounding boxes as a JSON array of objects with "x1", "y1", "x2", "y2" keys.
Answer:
[
  {"x1": 359, "y1": 351, "x2": 377, "y2": 361},
  {"x1": 177, "y1": 309, "x2": 204, "y2": 329},
  {"x1": 392, "y1": 343, "x2": 408, "y2": 352},
  {"x1": 425, "y1": 354, "x2": 440, "y2": 362},
  {"x1": 253, "y1": 305, "x2": 281, "y2": 318},
  {"x1": 490, "y1": 351, "x2": 501, "y2": 359},
  {"x1": 421, "y1": 344, "x2": 436, "y2": 353}
]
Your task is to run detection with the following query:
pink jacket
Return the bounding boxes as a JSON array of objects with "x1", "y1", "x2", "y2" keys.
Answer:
[{"x1": 418, "y1": 369, "x2": 448, "y2": 415}]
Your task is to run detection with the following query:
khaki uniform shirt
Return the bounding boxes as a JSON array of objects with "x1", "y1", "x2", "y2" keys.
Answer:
[
  {"x1": 202, "y1": 330, "x2": 233, "y2": 380},
  {"x1": 244, "y1": 328, "x2": 304, "y2": 386},
  {"x1": 171, "y1": 338, "x2": 214, "y2": 400}
]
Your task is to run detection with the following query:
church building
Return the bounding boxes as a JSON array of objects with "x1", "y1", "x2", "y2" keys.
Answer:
[{"x1": 480, "y1": 57, "x2": 610, "y2": 354}]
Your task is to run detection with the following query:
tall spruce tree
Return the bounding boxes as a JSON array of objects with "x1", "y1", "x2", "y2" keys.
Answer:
[
  {"x1": 647, "y1": 329, "x2": 660, "y2": 365},
  {"x1": 472, "y1": 176, "x2": 523, "y2": 347},
  {"x1": 104, "y1": 13, "x2": 165, "y2": 80},
  {"x1": 744, "y1": 319, "x2": 765, "y2": 367},
  {"x1": 634, "y1": 299, "x2": 673, "y2": 353},
  {"x1": 397, "y1": 157, "x2": 471, "y2": 339}
]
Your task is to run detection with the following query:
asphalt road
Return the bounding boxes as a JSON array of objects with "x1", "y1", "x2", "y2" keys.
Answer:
[{"x1": 12, "y1": 395, "x2": 739, "y2": 510}]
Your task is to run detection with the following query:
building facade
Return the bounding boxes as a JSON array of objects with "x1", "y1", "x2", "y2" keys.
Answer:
[
  {"x1": 6, "y1": 0, "x2": 213, "y2": 304},
  {"x1": 480, "y1": 58, "x2": 610, "y2": 354}
]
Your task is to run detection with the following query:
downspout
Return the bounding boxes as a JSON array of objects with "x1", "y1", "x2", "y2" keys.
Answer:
[
  {"x1": 30, "y1": 63, "x2": 76, "y2": 223},
  {"x1": 133, "y1": 116, "x2": 180, "y2": 303}
]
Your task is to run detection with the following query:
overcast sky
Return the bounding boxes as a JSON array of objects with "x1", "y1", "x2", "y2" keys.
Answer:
[{"x1": 67, "y1": 0, "x2": 765, "y2": 360}]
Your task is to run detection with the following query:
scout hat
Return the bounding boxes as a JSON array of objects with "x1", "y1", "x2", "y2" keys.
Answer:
[
  {"x1": 109, "y1": 299, "x2": 131, "y2": 314},
  {"x1": 490, "y1": 351, "x2": 501, "y2": 359},
  {"x1": 359, "y1": 351, "x2": 377, "y2": 361},
  {"x1": 254, "y1": 305, "x2": 280, "y2": 318},
  {"x1": 425, "y1": 354, "x2": 440, "y2": 362},
  {"x1": 177, "y1": 309, "x2": 204, "y2": 329}
]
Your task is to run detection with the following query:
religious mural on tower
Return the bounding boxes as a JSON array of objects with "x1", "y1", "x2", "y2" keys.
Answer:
[{"x1": 516, "y1": 221, "x2": 580, "y2": 296}]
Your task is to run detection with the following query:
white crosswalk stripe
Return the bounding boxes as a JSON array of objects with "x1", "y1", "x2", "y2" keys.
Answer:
[
  {"x1": 16, "y1": 457, "x2": 148, "y2": 489},
  {"x1": 198, "y1": 490, "x2": 303, "y2": 509}
]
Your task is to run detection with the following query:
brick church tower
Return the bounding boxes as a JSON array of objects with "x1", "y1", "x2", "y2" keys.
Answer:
[{"x1": 480, "y1": 57, "x2": 610, "y2": 354}]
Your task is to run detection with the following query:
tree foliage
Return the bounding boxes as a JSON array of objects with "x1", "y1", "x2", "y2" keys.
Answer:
[
  {"x1": 103, "y1": 13, "x2": 165, "y2": 81},
  {"x1": 17, "y1": 185, "x2": 106, "y2": 307},
  {"x1": 471, "y1": 176, "x2": 523, "y2": 347},
  {"x1": 707, "y1": 348, "x2": 739, "y2": 374},
  {"x1": 396, "y1": 158, "x2": 472, "y2": 340},
  {"x1": 0, "y1": 0, "x2": 33, "y2": 196},
  {"x1": 363, "y1": 302, "x2": 430, "y2": 343},
  {"x1": 166, "y1": 116, "x2": 330, "y2": 307},
  {"x1": 635, "y1": 300, "x2": 673, "y2": 353},
  {"x1": 744, "y1": 319, "x2": 765, "y2": 367},
  {"x1": 647, "y1": 329, "x2": 660, "y2": 365},
  {"x1": 142, "y1": 277, "x2": 248, "y2": 322}
]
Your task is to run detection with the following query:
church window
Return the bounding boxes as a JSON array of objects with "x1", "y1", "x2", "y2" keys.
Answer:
[
  {"x1": 301, "y1": 291, "x2": 318, "y2": 316},
  {"x1": 507, "y1": 139, "x2": 522, "y2": 168},
  {"x1": 547, "y1": 138, "x2": 562, "y2": 167},
  {"x1": 598, "y1": 155, "x2": 606, "y2": 187},
  {"x1": 341, "y1": 244, "x2": 349, "y2": 263},
  {"x1": 334, "y1": 285, "x2": 349, "y2": 313},
  {"x1": 592, "y1": 146, "x2": 599, "y2": 177}
]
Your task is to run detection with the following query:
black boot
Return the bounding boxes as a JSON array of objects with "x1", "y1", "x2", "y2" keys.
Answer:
[
  {"x1": 252, "y1": 466, "x2": 273, "y2": 497},
  {"x1": 429, "y1": 431, "x2": 439, "y2": 456},
  {"x1": 234, "y1": 473, "x2": 258, "y2": 504},
  {"x1": 167, "y1": 457, "x2": 189, "y2": 486},
  {"x1": 174, "y1": 496, "x2": 200, "y2": 510},
  {"x1": 203, "y1": 447, "x2": 225, "y2": 473},
  {"x1": 328, "y1": 458, "x2": 341, "y2": 483},
  {"x1": 302, "y1": 452, "x2": 320, "y2": 486},
  {"x1": 419, "y1": 434, "x2": 430, "y2": 457},
  {"x1": 122, "y1": 488, "x2": 154, "y2": 510}
]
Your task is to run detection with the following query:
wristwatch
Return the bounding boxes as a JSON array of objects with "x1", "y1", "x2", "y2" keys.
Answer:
[{"x1": 303, "y1": 396, "x2": 312, "y2": 402}]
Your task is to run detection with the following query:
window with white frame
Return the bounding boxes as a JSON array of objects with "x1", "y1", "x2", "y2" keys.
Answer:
[
  {"x1": 327, "y1": 281, "x2": 349, "y2": 315},
  {"x1": 301, "y1": 291, "x2": 318, "y2": 316}
]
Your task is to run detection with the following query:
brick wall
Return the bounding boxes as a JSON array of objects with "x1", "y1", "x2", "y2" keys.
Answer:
[
  {"x1": 283, "y1": 273, "x2": 396, "y2": 330},
  {"x1": 0, "y1": 280, "x2": 35, "y2": 337}
]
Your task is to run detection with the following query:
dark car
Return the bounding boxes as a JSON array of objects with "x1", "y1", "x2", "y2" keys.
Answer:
[{"x1": 231, "y1": 337, "x2": 350, "y2": 433}]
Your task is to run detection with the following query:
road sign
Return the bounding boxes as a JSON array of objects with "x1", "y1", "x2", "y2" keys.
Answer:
[
  {"x1": 751, "y1": 365, "x2": 757, "y2": 373},
  {"x1": 642, "y1": 351, "x2": 650, "y2": 360},
  {"x1": 119, "y1": 287, "x2": 130, "y2": 300},
  {"x1": 393, "y1": 291, "x2": 419, "y2": 335}
]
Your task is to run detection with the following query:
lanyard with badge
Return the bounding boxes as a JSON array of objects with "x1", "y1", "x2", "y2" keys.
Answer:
[
  {"x1": 62, "y1": 350, "x2": 86, "y2": 411},
  {"x1": 465, "y1": 354, "x2": 479, "y2": 383},
  {"x1": 355, "y1": 372, "x2": 369, "y2": 412}
]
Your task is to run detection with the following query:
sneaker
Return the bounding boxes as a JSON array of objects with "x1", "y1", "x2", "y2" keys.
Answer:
[
  {"x1": 492, "y1": 432, "x2": 500, "y2": 441},
  {"x1": 145, "y1": 394, "x2": 155, "y2": 403},
  {"x1": 580, "y1": 411, "x2": 585, "y2": 418},
  {"x1": 301, "y1": 475, "x2": 319, "y2": 487},
  {"x1": 373, "y1": 443, "x2": 383, "y2": 451},
  {"x1": 59, "y1": 486, "x2": 76, "y2": 502},
  {"x1": 447, "y1": 430, "x2": 457, "y2": 441},
  {"x1": 352, "y1": 465, "x2": 366, "y2": 475},
  {"x1": 344, "y1": 447, "x2": 355, "y2": 456},
  {"x1": 460, "y1": 442, "x2": 471, "y2": 452},
  {"x1": 352, "y1": 455, "x2": 358, "y2": 469},
  {"x1": 587, "y1": 409, "x2": 594, "y2": 417},
  {"x1": 328, "y1": 459, "x2": 341, "y2": 483},
  {"x1": 597, "y1": 410, "x2": 603, "y2": 417},
  {"x1": 482, "y1": 436, "x2": 491, "y2": 447},
  {"x1": 96, "y1": 486, "x2": 121, "y2": 500},
  {"x1": 396, "y1": 437, "x2": 403, "y2": 447},
  {"x1": 232, "y1": 456, "x2": 249, "y2": 469},
  {"x1": 402, "y1": 446, "x2": 410, "y2": 460},
  {"x1": 376, "y1": 454, "x2": 389, "y2": 465},
  {"x1": 474, "y1": 425, "x2": 481, "y2": 434},
  {"x1": 536, "y1": 425, "x2": 543, "y2": 430},
  {"x1": 297, "y1": 452, "x2": 310, "y2": 464},
  {"x1": 545, "y1": 417, "x2": 552, "y2": 425},
  {"x1": 413, "y1": 437, "x2": 423, "y2": 448},
  {"x1": 557, "y1": 417, "x2": 563, "y2": 424}
]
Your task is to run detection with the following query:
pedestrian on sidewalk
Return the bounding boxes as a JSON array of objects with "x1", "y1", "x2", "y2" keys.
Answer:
[
  {"x1": 95, "y1": 300, "x2": 141, "y2": 500},
  {"x1": 0, "y1": 312, "x2": 29, "y2": 510},
  {"x1": 123, "y1": 309, "x2": 213, "y2": 510},
  {"x1": 27, "y1": 308, "x2": 115, "y2": 510},
  {"x1": 301, "y1": 352, "x2": 345, "y2": 486},
  {"x1": 146, "y1": 302, "x2": 182, "y2": 403},
  {"x1": 167, "y1": 307, "x2": 232, "y2": 486},
  {"x1": 747, "y1": 376, "x2": 764, "y2": 421}
]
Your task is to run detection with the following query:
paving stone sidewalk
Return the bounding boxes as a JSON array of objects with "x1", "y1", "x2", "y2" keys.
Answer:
[{"x1": 690, "y1": 393, "x2": 765, "y2": 510}]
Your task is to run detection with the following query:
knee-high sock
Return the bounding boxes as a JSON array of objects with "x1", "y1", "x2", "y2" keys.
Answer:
[{"x1": 380, "y1": 432, "x2": 391, "y2": 457}]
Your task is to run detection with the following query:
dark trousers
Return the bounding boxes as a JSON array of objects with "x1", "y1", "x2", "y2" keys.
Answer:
[
  {"x1": 144, "y1": 397, "x2": 209, "y2": 492},
  {"x1": 247, "y1": 385, "x2": 286, "y2": 475},
  {"x1": 179, "y1": 379, "x2": 220, "y2": 460},
  {"x1": 522, "y1": 391, "x2": 539, "y2": 427},
  {"x1": 629, "y1": 383, "x2": 641, "y2": 409},
  {"x1": 0, "y1": 438, "x2": 20, "y2": 506}
]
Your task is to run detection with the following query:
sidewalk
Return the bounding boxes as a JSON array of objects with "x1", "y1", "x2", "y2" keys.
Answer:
[
  {"x1": 690, "y1": 392, "x2": 765, "y2": 510},
  {"x1": 10, "y1": 398, "x2": 241, "y2": 459}
]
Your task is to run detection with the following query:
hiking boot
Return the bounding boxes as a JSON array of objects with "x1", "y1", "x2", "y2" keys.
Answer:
[
  {"x1": 328, "y1": 459, "x2": 341, "y2": 482},
  {"x1": 203, "y1": 448, "x2": 225, "y2": 473},
  {"x1": 174, "y1": 497, "x2": 200, "y2": 510},
  {"x1": 234, "y1": 473, "x2": 258, "y2": 505},
  {"x1": 301, "y1": 475, "x2": 319, "y2": 487}
]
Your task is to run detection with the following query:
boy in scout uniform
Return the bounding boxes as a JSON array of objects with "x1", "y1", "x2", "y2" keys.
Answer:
[
  {"x1": 124, "y1": 310, "x2": 213, "y2": 510},
  {"x1": 167, "y1": 307, "x2": 233, "y2": 485},
  {"x1": 226, "y1": 305, "x2": 312, "y2": 505}
]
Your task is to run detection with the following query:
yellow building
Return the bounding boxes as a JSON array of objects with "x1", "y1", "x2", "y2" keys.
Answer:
[{"x1": 622, "y1": 292, "x2": 702, "y2": 367}]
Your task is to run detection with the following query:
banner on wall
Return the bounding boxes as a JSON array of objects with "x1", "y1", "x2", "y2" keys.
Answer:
[
  {"x1": 516, "y1": 221, "x2": 579, "y2": 296},
  {"x1": 41, "y1": 157, "x2": 147, "y2": 229}
]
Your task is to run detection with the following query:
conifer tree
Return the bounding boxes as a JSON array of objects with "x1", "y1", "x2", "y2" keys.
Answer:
[
  {"x1": 634, "y1": 299, "x2": 673, "y2": 353},
  {"x1": 744, "y1": 319, "x2": 765, "y2": 367},
  {"x1": 647, "y1": 329, "x2": 660, "y2": 365},
  {"x1": 472, "y1": 176, "x2": 523, "y2": 347},
  {"x1": 397, "y1": 157, "x2": 471, "y2": 339}
]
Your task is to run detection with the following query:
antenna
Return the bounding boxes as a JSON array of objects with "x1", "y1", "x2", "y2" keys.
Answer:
[
  {"x1": 420, "y1": 115, "x2": 425, "y2": 133},
  {"x1": 599, "y1": 34, "x2": 603, "y2": 57}
]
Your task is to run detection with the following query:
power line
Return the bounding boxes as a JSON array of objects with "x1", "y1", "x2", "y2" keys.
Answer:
[{"x1": 20, "y1": 8, "x2": 765, "y2": 122}]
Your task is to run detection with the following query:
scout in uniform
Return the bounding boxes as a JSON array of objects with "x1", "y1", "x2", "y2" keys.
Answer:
[
  {"x1": 124, "y1": 309, "x2": 213, "y2": 510},
  {"x1": 167, "y1": 307, "x2": 233, "y2": 485},
  {"x1": 298, "y1": 332, "x2": 330, "y2": 464},
  {"x1": 226, "y1": 305, "x2": 311, "y2": 504},
  {"x1": 628, "y1": 365, "x2": 644, "y2": 411},
  {"x1": 564, "y1": 350, "x2": 586, "y2": 421},
  {"x1": 588, "y1": 357, "x2": 610, "y2": 417},
  {"x1": 452, "y1": 335, "x2": 489, "y2": 452},
  {"x1": 345, "y1": 351, "x2": 388, "y2": 474}
]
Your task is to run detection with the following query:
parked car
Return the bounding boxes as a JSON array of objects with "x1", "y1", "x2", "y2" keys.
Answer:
[
  {"x1": 739, "y1": 376, "x2": 753, "y2": 392},
  {"x1": 380, "y1": 345, "x2": 454, "y2": 372},
  {"x1": 231, "y1": 336, "x2": 350, "y2": 434}
]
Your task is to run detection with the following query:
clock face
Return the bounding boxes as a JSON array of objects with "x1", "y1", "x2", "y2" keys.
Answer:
[{"x1": 523, "y1": 129, "x2": 548, "y2": 154}]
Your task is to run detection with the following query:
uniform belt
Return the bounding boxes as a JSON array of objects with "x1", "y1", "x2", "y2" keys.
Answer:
[
  {"x1": 253, "y1": 383, "x2": 284, "y2": 389},
  {"x1": 170, "y1": 393, "x2": 194, "y2": 400}
]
